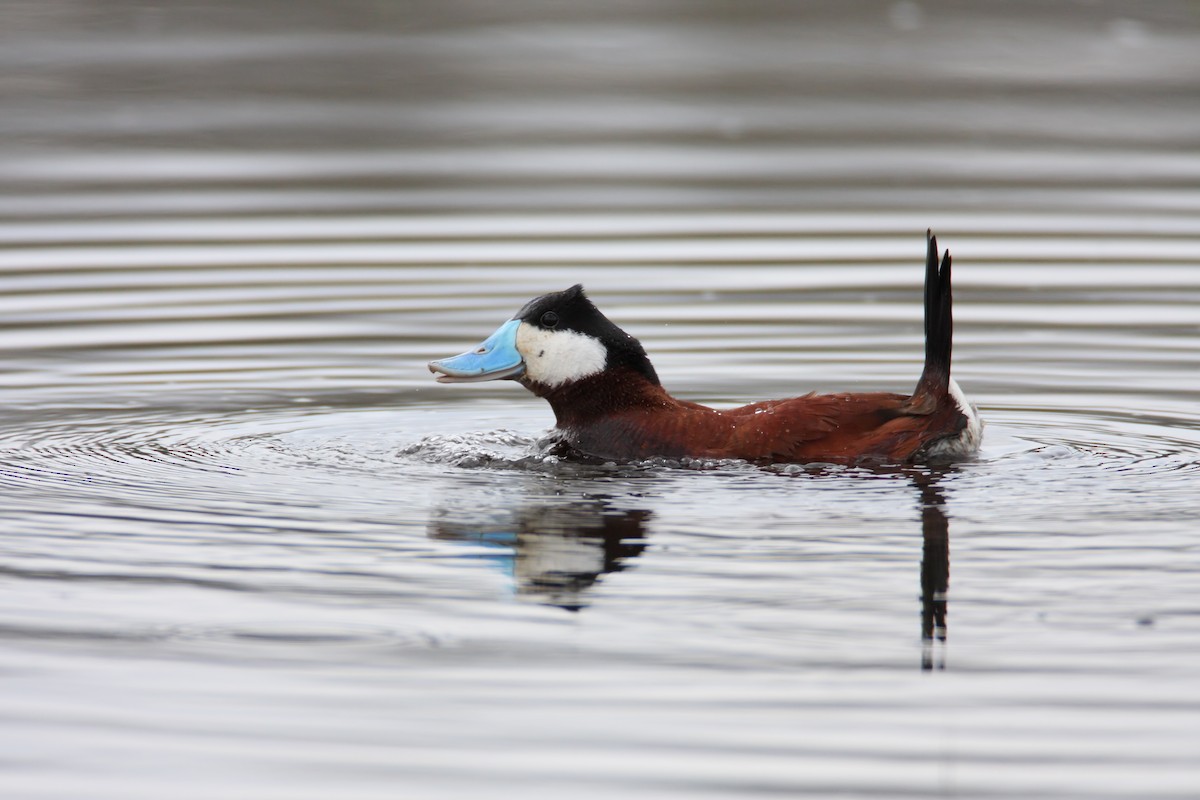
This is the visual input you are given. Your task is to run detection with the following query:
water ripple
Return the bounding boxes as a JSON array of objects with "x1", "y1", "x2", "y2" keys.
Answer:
[{"x1": 3, "y1": 4, "x2": 1200, "y2": 797}]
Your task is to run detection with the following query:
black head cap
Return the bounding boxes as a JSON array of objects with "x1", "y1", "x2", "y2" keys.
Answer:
[{"x1": 515, "y1": 284, "x2": 660, "y2": 386}]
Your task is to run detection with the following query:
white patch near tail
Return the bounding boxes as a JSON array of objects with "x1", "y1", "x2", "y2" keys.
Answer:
[
  {"x1": 515, "y1": 322, "x2": 607, "y2": 388},
  {"x1": 924, "y1": 378, "x2": 984, "y2": 458}
]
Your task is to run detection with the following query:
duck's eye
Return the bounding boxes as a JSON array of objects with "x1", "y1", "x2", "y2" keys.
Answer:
[{"x1": 540, "y1": 311, "x2": 560, "y2": 328}]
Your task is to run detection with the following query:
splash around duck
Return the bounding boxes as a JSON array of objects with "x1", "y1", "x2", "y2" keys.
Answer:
[{"x1": 429, "y1": 231, "x2": 981, "y2": 466}]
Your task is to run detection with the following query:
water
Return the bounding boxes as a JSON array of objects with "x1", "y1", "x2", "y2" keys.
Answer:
[{"x1": 3, "y1": 2, "x2": 1200, "y2": 798}]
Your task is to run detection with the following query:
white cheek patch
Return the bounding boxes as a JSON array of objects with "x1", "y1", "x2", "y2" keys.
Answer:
[{"x1": 515, "y1": 322, "x2": 607, "y2": 388}]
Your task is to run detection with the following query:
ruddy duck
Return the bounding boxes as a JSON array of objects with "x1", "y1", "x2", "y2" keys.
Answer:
[{"x1": 429, "y1": 231, "x2": 981, "y2": 465}]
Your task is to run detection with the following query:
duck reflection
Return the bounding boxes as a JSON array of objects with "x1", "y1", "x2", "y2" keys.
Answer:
[
  {"x1": 429, "y1": 499, "x2": 649, "y2": 611},
  {"x1": 428, "y1": 471, "x2": 952, "y2": 669},
  {"x1": 913, "y1": 469, "x2": 951, "y2": 671}
]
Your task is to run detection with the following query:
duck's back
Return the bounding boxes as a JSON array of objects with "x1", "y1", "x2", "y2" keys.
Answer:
[
  {"x1": 556, "y1": 390, "x2": 967, "y2": 465},
  {"x1": 719, "y1": 392, "x2": 965, "y2": 464}
]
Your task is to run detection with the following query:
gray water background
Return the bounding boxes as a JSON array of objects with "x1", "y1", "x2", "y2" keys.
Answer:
[{"x1": 2, "y1": 2, "x2": 1200, "y2": 798}]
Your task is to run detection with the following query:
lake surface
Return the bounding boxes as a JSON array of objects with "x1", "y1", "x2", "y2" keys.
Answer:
[{"x1": 2, "y1": 2, "x2": 1200, "y2": 798}]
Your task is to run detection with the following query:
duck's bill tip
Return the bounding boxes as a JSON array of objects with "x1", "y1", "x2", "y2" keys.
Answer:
[{"x1": 429, "y1": 361, "x2": 525, "y2": 383}]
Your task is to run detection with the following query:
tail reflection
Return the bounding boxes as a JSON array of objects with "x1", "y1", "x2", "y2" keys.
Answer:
[
  {"x1": 429, "y1": 500, "x2": 649, "y2": 611},
  {"x1": 914, "y1": 471, "x2": 950, "y2": 671}
]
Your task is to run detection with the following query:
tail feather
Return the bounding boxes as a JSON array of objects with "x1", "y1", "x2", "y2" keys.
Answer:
[{"x1": 906, "y1": 230, "x2": 953, "y2": 414}]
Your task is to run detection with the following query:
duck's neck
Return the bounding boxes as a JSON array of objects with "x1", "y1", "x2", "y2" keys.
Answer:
[{"x1": 522, "y1": 367, "x2": 674, "y2": 429}]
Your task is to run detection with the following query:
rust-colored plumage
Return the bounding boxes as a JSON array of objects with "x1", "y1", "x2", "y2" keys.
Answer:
[{"x1": 534, "y1": 369, "x2": 966, "y2": 465}]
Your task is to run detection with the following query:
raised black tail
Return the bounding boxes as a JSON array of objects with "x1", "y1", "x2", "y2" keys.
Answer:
[{"x1": 907, "y1": 230, "x2": 953, "y2": 414}]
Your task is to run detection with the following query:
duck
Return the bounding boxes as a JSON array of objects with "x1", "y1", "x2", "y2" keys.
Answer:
[{"x1": 428, "y1": 231, "x2": 982, "y2": 465}]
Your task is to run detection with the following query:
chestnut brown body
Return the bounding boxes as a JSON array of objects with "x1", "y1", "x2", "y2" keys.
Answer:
[{"x1": 533, "y1": 368, "x2": 968, "y2": 465}]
